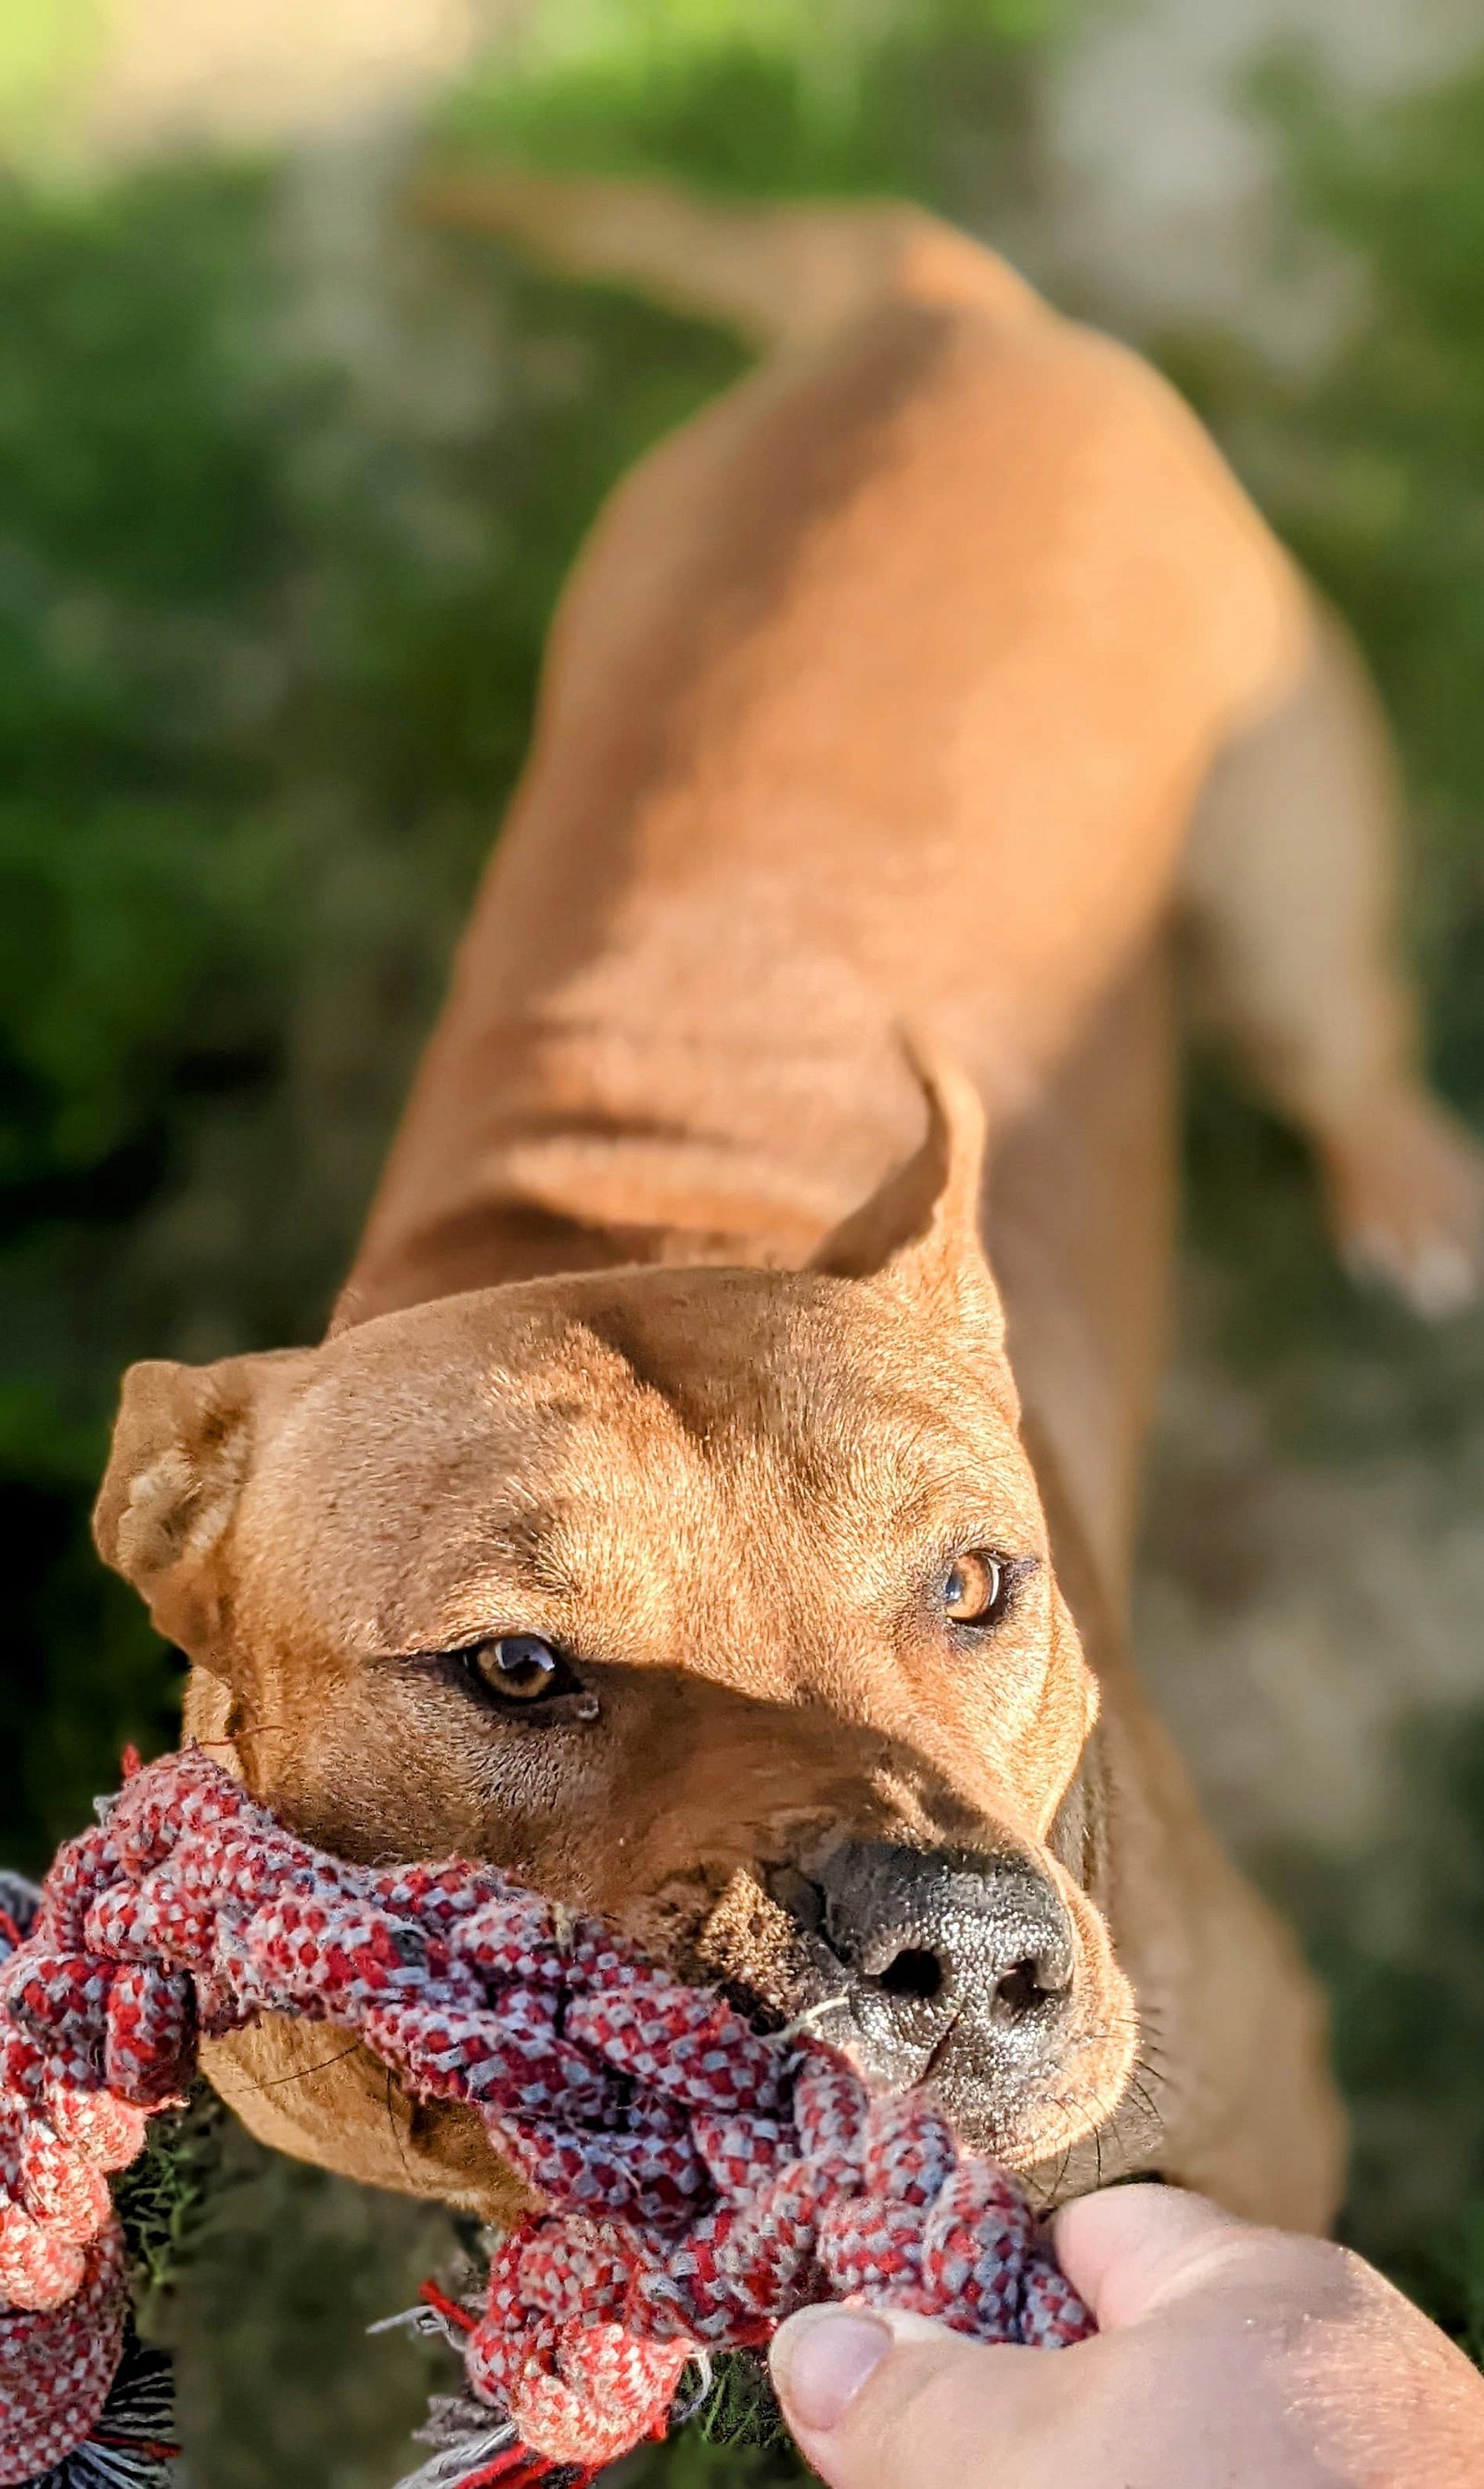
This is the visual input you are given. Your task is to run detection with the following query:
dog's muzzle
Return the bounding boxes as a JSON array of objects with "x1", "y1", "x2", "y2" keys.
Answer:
[{"x1": 767, "y1": 1840, "x2": 1076, "y2": 2138}]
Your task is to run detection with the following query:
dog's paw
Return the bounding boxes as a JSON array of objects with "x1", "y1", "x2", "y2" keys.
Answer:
[{"x1": 1324, "y1": 1085, "x2": 1484, "y2": 1318}]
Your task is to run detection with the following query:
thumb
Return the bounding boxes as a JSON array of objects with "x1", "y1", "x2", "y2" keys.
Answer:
[
  {"x1": 1053, "y1": 2182, "x2": 1285, "y2": 2332},
  {"x1": 769, "y1": 2303, "x2": 1039, "y2": 2489}
]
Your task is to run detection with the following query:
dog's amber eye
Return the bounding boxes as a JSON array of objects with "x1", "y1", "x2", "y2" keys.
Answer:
[
  {"x1": 466, "y1": 1634, "x2": 585, "y2": 1709},
  {"x1": 942, "y1": 1550, "x2": 1011, "y2": 1627}
]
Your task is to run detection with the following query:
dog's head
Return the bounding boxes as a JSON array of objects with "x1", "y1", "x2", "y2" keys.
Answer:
[{"x1": 94, "y1": 1058, "x2": 1135, "y2": 2174}]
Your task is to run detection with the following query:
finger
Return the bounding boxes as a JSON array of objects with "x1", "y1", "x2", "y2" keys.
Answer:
[
  {"x1": 770, "y1": 2304, "x2": 1042, "y2": 2489},
  {"x1": 1052, "y1": 2184, "x2": 1250, "y2": 2330}
]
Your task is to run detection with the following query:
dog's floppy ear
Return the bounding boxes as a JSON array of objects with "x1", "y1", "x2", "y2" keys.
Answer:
[
  {"x1": 811, "y1": 1035, "x2": 1004, "y2": 1350},
  {"x1": 93, "y1": 1350, "x2": 307, "y2": 1667}
]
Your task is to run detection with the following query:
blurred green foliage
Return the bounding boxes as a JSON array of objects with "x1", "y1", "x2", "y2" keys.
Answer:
[
  {"x1": 1132, "y1": 56, "x2": 1484, "y2": 1496},
  {"x1": 2, "y1": 2, "x2": 1484, "y2": 2480},
  {"x1": 1, "y1": 164, "x2": 299, "y2": 1859},
  {"x1": 441, "y1": 0, "x2": 1065, "y2": 205},
  {"x1": 0, "y1": 155, "x2": 750, "y2": 1867},
  {"x1": 1170, "y1": 53, "x2": 1484, "y2": 1100},
  {"x1": 0, "y1": 0, "x2": 101, "y2": 158},
  {"x1": 1145, "y1": 33, "x2": 1484, "y2": 2361}
]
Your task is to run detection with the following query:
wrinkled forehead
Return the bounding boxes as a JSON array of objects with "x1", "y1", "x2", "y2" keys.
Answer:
[{"x1": 235, "y1": 1266, "x2": 1033, "y2": 1655}]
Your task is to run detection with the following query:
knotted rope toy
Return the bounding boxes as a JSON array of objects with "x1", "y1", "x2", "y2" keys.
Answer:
[{"x1": 0, "y1": 1746, "x2": 1093, "y2": 2487}]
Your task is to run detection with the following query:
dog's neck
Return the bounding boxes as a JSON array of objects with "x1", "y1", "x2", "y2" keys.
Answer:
[
  {"x1": 331, "y1": 1156, "x2": 825, "y2": 1331},
  {"x1": 331, "y1": 1096, "x2": 901, "y2": 1329}
]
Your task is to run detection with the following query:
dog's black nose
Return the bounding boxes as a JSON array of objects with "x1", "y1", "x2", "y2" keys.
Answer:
[{"x1": 771, "y1": 1841, "x2": 1075, "y2": 2103}]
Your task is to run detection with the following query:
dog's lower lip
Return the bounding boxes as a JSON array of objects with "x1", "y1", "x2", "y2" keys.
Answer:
[{"x1": 714, "y1": 1976, "x2": 789, "y2": 2034}]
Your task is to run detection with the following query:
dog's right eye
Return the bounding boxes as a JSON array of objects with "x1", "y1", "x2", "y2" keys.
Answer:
[{"x1": 464, "y1": 1634, "x2": 588, "y2": 1713}]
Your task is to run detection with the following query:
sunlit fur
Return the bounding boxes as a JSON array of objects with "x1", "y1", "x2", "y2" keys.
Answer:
[{"x1": 83, "y1": 166, "x2": 1470, "y2": 2234}]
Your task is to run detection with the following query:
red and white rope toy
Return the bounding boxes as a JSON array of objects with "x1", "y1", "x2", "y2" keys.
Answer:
[{"x1": 0, "y1": 1745, "x2": 1093, "y2": 2487}]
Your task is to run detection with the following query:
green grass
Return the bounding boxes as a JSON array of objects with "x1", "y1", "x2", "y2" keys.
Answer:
[{"x1": 114, "y1": 2086, "x2": 230, "y2": 2312}]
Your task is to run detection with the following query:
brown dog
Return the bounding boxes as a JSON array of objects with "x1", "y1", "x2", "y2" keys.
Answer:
[{"x1": 94, "y1": 172, "x2": 1484, "y2": 2237}]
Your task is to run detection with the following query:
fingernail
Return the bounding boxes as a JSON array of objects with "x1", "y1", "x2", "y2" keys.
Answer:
[{"x1": 770, "y1": 2306, "x2": 893, "y2": 2432}]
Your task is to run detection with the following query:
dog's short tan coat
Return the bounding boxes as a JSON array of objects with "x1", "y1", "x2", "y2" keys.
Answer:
[{"x1": 95, "y1": 174, "x2": 1483, "y2": 2235}]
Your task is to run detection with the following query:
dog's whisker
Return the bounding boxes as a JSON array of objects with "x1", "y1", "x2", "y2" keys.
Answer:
[
  {"x1": 775, "y1": 1993, "x2": 852, "y2": 2040},
  {"x1": 385, "y1": 2062, "x2": 419, "y2": 2191},
  {"x1": 237, "y1": 2040, "x2": 365, "y2": 2098}
]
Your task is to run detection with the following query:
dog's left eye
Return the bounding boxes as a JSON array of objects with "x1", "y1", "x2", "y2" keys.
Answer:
[
  {"x1": 941, "y1": 1550, "x2": 1015, "y2": 1628},
  {"x1": 464, "y1": 1634, "x2": 587, "y2": 1711}
]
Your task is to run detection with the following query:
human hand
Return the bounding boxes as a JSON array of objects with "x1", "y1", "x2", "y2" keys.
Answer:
[{"x1": 769, "y1": 2182, "x2": 1484, "y2": 2486}]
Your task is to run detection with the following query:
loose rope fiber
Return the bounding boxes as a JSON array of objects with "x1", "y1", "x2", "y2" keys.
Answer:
[{"x1": 0, "y1": 1747, "x2": 1093, "y2": 2486}]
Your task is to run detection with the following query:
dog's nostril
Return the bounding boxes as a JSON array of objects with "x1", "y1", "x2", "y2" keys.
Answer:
[
  {"x1": 875, "y1": 1945, "x2": 946, "y2": 2005},
  {"x1": 993, "y1": 1955, "x2": 1066, "y2": 2021}
]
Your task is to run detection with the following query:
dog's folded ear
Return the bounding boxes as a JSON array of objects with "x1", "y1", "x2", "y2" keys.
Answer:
[
  {"x1": 810, "y1": 1034, "x2": 1006, "y2": 1354},
  {"x1": 93, "y1": 1350, "x2": 309, "y2": 1666}
]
